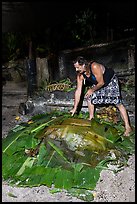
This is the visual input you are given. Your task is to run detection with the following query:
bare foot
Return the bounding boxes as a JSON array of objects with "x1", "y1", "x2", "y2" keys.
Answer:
[
  {"x1": 88, "y1": 117, "x2": 94, "y2": 121},
  {"x1": 124, "y1": 127, "x2": 132, "y2": 136}
]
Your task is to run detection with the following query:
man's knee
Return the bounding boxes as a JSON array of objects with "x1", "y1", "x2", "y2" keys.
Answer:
[{"x1": 116, "y1": 103, "x2": 123, "y2": 109}]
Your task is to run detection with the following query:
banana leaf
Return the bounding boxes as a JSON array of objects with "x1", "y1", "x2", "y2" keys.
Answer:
[{"x1": 2, "y1": 111, "x2": 135, "y2": 201}]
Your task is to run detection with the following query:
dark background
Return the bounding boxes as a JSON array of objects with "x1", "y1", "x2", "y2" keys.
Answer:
[
  {"x1": 2, "y1": 1, "x2": 135, "y2": 32},
  {"x1": 2, "y1": 0, "x2": 135, "y2": 61}
]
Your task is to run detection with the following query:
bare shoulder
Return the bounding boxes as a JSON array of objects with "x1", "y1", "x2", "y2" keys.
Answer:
[
  {"x1": 91, "y1": 62, "x2": 101, "y2": 69},
  {"x1": 77, "y1": 73, "x2": 84, "y2": 81}
]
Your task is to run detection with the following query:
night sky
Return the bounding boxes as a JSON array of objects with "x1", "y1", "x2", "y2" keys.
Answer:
[{"x1": 2, "y1": 0, "x2": 135, "y2": 32}]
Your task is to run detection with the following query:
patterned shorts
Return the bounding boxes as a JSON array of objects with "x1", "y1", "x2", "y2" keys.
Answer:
[{"x1": 87, "y1": 75, "x2": 122, "y2": 105}]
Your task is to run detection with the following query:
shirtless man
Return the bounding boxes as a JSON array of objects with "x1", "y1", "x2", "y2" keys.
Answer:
[{"x1": 70, "y1": 56, "x2": 132, "y2": 136}]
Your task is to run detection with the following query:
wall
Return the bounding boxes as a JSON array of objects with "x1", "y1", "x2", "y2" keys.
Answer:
[{"x1": 56, "y1": 37, "x2": 135, "y2": 82}]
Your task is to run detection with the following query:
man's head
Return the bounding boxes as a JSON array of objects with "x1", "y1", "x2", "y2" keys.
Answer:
[{"x1": 73, "y1": 56, "x2": 87, "y2": 73}]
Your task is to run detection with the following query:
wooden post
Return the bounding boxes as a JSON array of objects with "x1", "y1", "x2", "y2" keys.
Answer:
[
  {"x1": 36, "y1": 57, "x2": 49, "y2": 88},
  {"x1": 128, "y1": 45, "x2": 135, "y2": 70}
]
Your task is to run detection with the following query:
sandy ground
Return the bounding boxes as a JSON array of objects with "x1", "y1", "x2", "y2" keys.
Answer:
[{"x1": 2, "y1": 82, "x2": 135, "y2": 202}]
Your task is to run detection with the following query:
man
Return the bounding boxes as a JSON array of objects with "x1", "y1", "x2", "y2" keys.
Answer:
[{"x1": 70, "y1": 56, "x2": 132, "y2": 136}]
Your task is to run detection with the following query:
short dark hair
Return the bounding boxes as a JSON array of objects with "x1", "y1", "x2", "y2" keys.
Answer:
[{"x1": 73, "y1": 56, "x2": 87, "y2": 65}]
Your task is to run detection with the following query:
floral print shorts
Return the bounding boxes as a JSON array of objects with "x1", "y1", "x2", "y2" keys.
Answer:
[{"x1": 87, "y1": 75, "x2": 122, "y2": 105}]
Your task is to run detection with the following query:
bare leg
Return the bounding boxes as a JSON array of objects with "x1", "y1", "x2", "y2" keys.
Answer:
[
  {"x1": 116, "y1": 103, "x2": 132, "y2": 136},
  {"x1": 87, "y1": 101, "x2": 95, "y2": 120}
]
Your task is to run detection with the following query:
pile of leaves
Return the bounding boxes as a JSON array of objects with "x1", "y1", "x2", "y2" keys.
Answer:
[
  {"x1": 2, "y1": 111, "x2": 135, "y2": 201},
  {"x1": 46, "y1": 78, "x2": 74, "y2": 92}
]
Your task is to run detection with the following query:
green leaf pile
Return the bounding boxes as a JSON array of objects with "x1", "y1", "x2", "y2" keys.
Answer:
[{"x1": 2, "y1": 111, "x2": 135, "y2": 201}]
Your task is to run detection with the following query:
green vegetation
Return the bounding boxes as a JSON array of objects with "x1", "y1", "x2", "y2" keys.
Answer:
[{"x1": 2, "y1": 111, "x2": 135, "y2": 201}]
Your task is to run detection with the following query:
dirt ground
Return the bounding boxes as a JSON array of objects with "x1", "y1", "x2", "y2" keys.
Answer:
[{"x1": 2, "y1": 81, "x2": 135, "y2": 202}]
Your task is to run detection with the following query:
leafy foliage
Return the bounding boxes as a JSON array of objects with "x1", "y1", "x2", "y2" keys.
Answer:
[
  {"x1": 2, "y1": 111, "x2": 135, "y2": 201},
  {"x1": 66, "y1": 8, "x2": 97, "y2": 46}
]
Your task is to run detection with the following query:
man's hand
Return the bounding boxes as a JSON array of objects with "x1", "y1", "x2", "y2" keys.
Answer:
[
  {"x1": 70, "y1": 108, "x2": 77, "y2": 116},
  {"x1": 85, "y1": 89, "x2": 94, "y2": 99}
]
